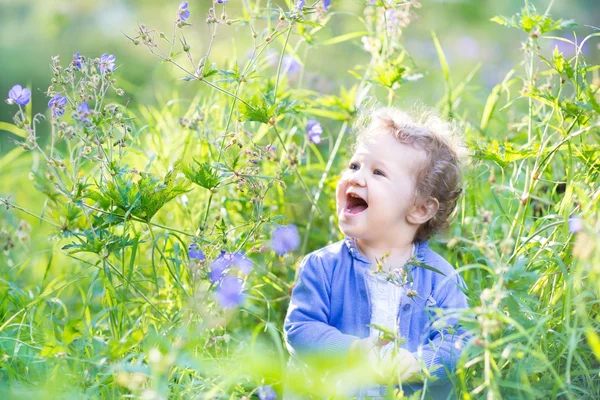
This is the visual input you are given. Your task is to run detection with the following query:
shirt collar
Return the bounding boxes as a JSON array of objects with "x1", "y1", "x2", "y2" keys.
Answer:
[{"x1": 343, "y1": 235, "x2": 429, "y2": 270}]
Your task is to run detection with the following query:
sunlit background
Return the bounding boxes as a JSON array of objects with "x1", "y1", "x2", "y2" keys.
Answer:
[{"x1": 2, "y1": 0, "x2": 598, "y2": 153}]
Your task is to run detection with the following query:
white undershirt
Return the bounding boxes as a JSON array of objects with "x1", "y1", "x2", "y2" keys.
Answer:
[
  {"x1": 360, "y1": 243, "x2": 416, "y2": 398},
  {"x1": 366, "y1": 242, "x2": 415, "y2": 340}
]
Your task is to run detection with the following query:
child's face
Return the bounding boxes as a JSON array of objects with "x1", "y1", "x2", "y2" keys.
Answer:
[{"x1": 336, "y1": 133, "x2": 426, "y2": 244}]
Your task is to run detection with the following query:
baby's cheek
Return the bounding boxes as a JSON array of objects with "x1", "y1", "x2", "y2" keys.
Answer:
[{"x1": 335, "y1": 179, "x2": 348, "y2": 211}]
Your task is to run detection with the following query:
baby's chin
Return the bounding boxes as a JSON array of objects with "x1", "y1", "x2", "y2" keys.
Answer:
[{"x1": 338, "y1": 220, "x2": 366, "y2": 239}]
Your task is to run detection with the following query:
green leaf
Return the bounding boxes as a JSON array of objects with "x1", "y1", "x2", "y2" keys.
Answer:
[
  {"x1": 480, "y1": 84, "x2": 501, "y2": 131},
  {"x1": 180, "y1": 159, "x2": 221, "y2": 190},
  {"x1": 95, "y1": 171, "x2": 190, "y2": 222},
  {"x1": 240, "y1": 97, "x2": 273, "y2": 124},
  {"x1": 0, "y1": 121, "x2": 27, "y2": 138},
  {"x1": 321, "y1": 31, "x2": 369, "y2": 46},
  {"x1": 472, "y1": 139, "x2": 538, "y2": 168},
  {"x1": 490, "y1": 15, "x2": 517, "y2": 28}
]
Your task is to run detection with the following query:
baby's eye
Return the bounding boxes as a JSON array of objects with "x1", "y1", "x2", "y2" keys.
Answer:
[
  {"x1": 374, "y1": 169, "x2": 385, "y2": 176},
  {"x1": 348, "y1": 163, "x2": 359, "y2": 170}
]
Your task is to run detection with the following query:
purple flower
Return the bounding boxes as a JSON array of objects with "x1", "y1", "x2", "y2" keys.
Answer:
[
  {"x1": 48, "y1": 94, "x2": 67, "y2": 118},
  {"x1": 281, "y1": 55, "x2": 302, "y2": 76},
  {"x1": 296, "y1": 0, "x2": 305, "y2": 9},
  {"x1": 216, "y1": 276, "x2": 245, "y2": 309},
  {"x1": 306, "y1": 120, "x2": 323, "y2": 144},
  {"x1": 8, "y1": 85, "x2": 31, "y2": 106},
  {"x1": 323, "y1": 0, "x2": 331, "y2": 11},
  {"x1": 266, "y1": 51, "x2": 302, "y2": 77},
  {"x1": 568, "y1": 216, "x2": 582, "y2": 234},
  {"x1": 257, "y1": 385, "x2": 277, "y2": 400},
  {"x1": 209, "y1": 251, "x2": 253, "y2": 282},
  {"x1": 217, "y1": 0, "x2": 229, "y2": 3},
  {"x1": 98, "y1": 53, "x2": 116, "y2": 74},
  {"x1": 77, "y1": 102, "x2": 91, "y2": 122},
  {"x1": 553, "y1": 35, "x2": 590, "y2": 58},
  {"x1": 73, "y1": 52, "x2": 83, "y2": 70},
  {"x1": 455, "y1": 35, "x2": 480, "y2": 60},
  {"x1": 177, "y1": 2, "x2": 190, "y2": 21},
  {"x1": 272, "y1": 224, "x2": 300, "y2": 256},
  {"x1": 188, "y1": 243, "x2": 204, "y2": 261}
]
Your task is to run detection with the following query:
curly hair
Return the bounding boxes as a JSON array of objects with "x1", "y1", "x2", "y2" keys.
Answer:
[{"x1": 352, "y1": 106, "x2": 467, "y2": 242}]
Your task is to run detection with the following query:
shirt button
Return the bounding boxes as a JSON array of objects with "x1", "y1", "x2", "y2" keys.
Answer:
[{"x1": 403, "y1": 304, "x2": 411, "y2": 311}]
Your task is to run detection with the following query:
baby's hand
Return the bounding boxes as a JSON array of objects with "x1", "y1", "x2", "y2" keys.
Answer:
[
  {"x1": 376, "y1": 347, "x2": 422, "y2": 385},
  {"x1": 348, "y1": 336, "x2": 389, "y2": 363}
]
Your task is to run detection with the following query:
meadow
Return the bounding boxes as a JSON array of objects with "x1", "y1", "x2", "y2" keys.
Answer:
[{"x1": 0, "y1": 0, "x2": 599, "y2": 398}]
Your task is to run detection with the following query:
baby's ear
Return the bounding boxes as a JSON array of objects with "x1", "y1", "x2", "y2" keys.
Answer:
[{"x1": 406, "y1": 197, "x2": 439, "y2": 225}]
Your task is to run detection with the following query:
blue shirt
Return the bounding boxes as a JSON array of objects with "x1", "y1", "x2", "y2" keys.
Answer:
[{"x1": 283, "y1": 236, "x2": 470, "y2": 399}]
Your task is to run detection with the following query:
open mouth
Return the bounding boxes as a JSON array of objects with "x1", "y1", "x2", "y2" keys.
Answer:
[{"x1": 345, "y1": 193, "x2": 368, "y2": 215}]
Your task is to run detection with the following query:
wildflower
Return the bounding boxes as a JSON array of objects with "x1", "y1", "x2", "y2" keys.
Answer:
[
  {"x1": 73, "y1": 51, "x2": 83, "y2": 70},
  {"x1": 216, "y1": 276, "x2": 245, "y2": 309},
  {"x1": 209, "y1": 251, "x2": 253, "y2": 282},
  {"x1": 323, "y1": 0, "x2": 331, "y2": 11},
  {"x1": 48, "y1": 94, "x2": 67, "y2": 117},
  {"x1": 455, "y1": 36, "x2": 480, "y2": 60},
  {"x1": 177, "y1": 2, "x2": 190, "y2": 21},
  {"x1": 266, "y1": 51, "x2": 302, "y2": 77},
  {"x1": 98, "y1": 53, "x2": 116, "y2": 74},
  {"x1": 258, "y1": 385, "x2": 277, "y2": 400},
  {"x1": 568, "y1": 216, "x2": 582, "y2": 234},
  {"x1": 217, "y1": 0, "x2": 229, "y2": 3},
  {"x1": 271, "y1": 225, "x2": 300, "y2": 255},
  {"x1": 188, "y1": 243, "x2": 204, "y2": 261},
  {"x1": 552, "y1": 35, "x2": 590, "y2": 58},
  {"x1": 77, "y1": 102, "x2": 91, "y2": 122},
  {"x1": 306, "y1": 120, "x2": 323, "y2": 144},
  {"x1": 296, "y1": 0, "x2": 305, "y2": 9},
  {"x1": 7, "y1": 85, "x2": 31, "y2": 106},
  {"x1": 281, "y1": 54, "x2": 302, "y2": 76}
]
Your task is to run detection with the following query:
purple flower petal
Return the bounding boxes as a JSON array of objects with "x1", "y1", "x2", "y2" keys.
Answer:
[
  {"x1": 306, "y1": 120, "x2": 323, "y2": 144},
  {"x1": 272, "y1": 225, "x2": 300, "y2": 256},
  {"x1": 48, "y1": 94, "x2": 68, "y2": 118},
  {"x1": 8, "y1": 84, "x2": 31, "y2": 106},
  {"x1": 73, "y1": 51, "x2": 82, "y2": 70},
  {"x1": 568, "y1": 216, "x2": 582, "y2": 234},
  {"x1": 323, "y1": 0, "x2": 331, "y2": 11},
  {"x1": 98, "y1": 53, "x2": 116, "y2": 74},
  {"x1": 209, "y1": 251, "x2": 253, "y2": 282},
  {"x1": 232, "y1": 253, "x2": 253, "y2": 275},
  {"x1": 258, "y1": 385, "x2": 277, "y2": 400},
  {"x1": 216, "y1": 276, "x2": 245, "y2": 309},
  {"x1": 188, "y1": 243, "x2": 205, "y2": 261},
  {"x1": 178, "y1": 2, "x2": 191, "y2": 21},
  {"x1": 209, "y1": 253, "x2": 230, "y2": 282},
  {"x1": 281, "y1": 54, "x2": 302, "y2": 76},
  {"x1": 552, "y1": 35, "x2": 590, "y2": 58}
]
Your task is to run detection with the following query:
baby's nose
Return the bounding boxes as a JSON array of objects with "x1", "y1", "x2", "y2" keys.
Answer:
[{"x1": 348, "y1": 171, "x2": 366, "y2": 186}]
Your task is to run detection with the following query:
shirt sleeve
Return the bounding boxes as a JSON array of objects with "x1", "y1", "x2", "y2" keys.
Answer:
[
  {"x1": 283, "y1": 253, "x2": 358, "y2": 360},
  {"x1": 412, "y1": 269, "x2": 471, "y2": 384}
]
